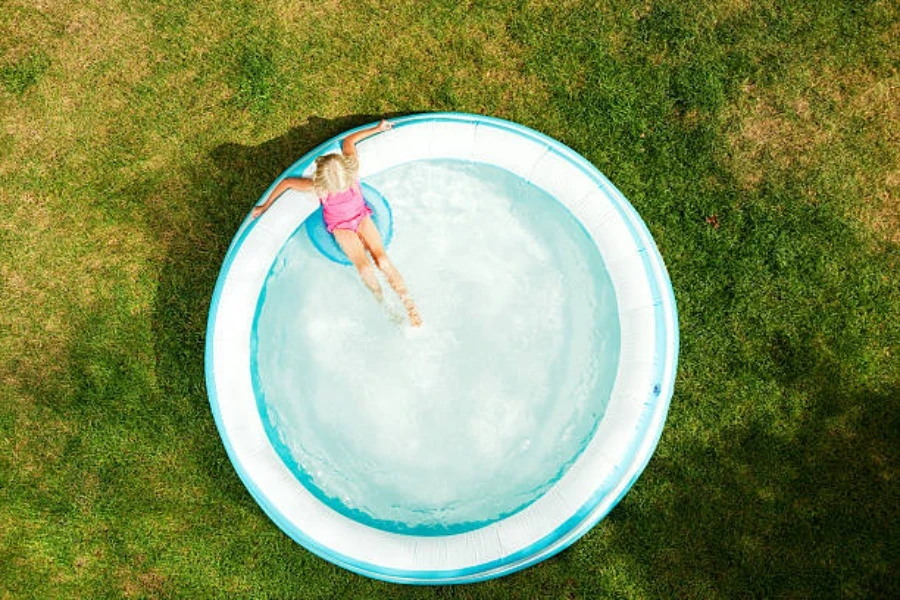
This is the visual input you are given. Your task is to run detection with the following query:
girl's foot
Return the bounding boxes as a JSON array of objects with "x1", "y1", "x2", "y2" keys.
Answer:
[{"x1": 402, "y1": 296, "x2": 422, "y2": 327}]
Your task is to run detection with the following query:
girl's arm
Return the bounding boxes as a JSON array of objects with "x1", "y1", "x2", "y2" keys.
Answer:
[
  {"x1": 341, "y1": 119, "x2": 393, "y2": 158},
  {"x1": 251, "y1": 177, "x2": 314, "y2": 218}
]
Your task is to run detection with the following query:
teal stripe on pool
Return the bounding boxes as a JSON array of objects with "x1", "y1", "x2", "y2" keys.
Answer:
[{"x1": 205, "y1": 112, "x2": 679, "y2": 583}]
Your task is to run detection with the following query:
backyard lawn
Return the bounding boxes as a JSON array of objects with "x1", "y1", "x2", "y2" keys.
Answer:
[{"x1": 1, "y1": 0, "x2": 897, "y2": 597}]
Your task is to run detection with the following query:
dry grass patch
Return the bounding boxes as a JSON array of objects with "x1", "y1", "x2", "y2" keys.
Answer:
[
  {"x1": 724, "y1": 79, "x2": 836, "y2": 188},
  {"x1": 1, "y1": 190, "x2": 153, "y2": 310},
  {"x1": 272, "y1": 0, "x2": 343, "y2": 20},
  {"x1": 844, "y1": 73, "x2": 900, "y2": 245},
  {"x1": 0, "y1": 186, "x2": 157, "y2": 407},
  {"x1": 274, "y1": 0, "x2": 551, "y2": 119},
  {"x1": 1, "y1": 0, "x2": 238, "y2": 185},
  {"x1": 723, "y1": 63, "x2": 899, "y2": 244},
  {"x1": 119, "y1": 568, "x2": 169, "y2": 599},
  {"x1": 1, "y1": 2, "x2": 61, "y2": 68},
  {"x1": 1, "y1": 1, "x2": 153, "y2": 179},
  {"x1": 0, "y1": 391, "x2": 75, "y2": 497},
  {"x1": 856, "y1": 168, "x2": 899, "y2": 245},
  {"x1": 707, "y1": 0, "x2": 767, "y2": 24},
  {"x1": 4, "y1": 0, "x2": 151, "y2": 84}
]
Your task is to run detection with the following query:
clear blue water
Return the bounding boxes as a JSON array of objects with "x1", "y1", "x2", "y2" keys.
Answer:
[{"x1": 252, "y1": 159, "x2": 620, "y2": 535}]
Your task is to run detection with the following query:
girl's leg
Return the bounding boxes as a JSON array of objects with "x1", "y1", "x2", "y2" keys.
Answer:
[
  {"x1": 333, "y1": 228, "x2": 383, "y2": 302},
  {"x1": 357, "y1": 217, "x2": 422, "y2": 326}
]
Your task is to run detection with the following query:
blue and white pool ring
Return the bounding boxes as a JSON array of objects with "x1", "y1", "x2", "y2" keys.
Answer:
[
  {"x1": 305, "y1": 182, "x2": 393, "y2": 265},
  {"x1": 205, "y1": 113, "x2": 679, "y2": 584}
]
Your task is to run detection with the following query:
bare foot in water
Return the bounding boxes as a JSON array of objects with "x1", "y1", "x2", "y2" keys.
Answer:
[{"x1": 402, "y1": 296, "x2": 422, "y2": 327}]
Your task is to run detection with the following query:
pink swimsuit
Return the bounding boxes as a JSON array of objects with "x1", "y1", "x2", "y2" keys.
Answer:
[{"x1": 321, "y1": 181, "x2": 372, "y2": 233}]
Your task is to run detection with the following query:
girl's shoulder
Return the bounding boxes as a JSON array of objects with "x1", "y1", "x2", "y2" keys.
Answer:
[{"x1": 342, "y1": 152, "x2": 359, "y2": 174}]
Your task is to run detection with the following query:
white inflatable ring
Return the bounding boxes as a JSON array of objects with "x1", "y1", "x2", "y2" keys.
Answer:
[{"x1": 205, "y1": 113, "x2": 678, "y2": 584}]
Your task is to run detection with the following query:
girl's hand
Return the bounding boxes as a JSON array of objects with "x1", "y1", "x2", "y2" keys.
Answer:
[
  {"x1": 377, "y1": 119, "x2": 393, "y2": 132},
  {"x1": 251, "y1": 205, "x2": 267, "y2": 219}
]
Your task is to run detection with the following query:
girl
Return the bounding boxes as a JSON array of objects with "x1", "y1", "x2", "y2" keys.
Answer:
[{"x1": 251, "y1": 119, "x2": 422, "y2": 327}]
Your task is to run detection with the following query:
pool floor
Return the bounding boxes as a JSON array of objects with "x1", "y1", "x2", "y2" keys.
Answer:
[{"x1": 252, "y1": 159, "x2": 620, "y2": 535}]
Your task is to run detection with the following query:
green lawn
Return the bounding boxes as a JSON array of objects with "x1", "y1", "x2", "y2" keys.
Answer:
[{"x1": 1, "y1": 0, "x2": 897, "y2": 597}]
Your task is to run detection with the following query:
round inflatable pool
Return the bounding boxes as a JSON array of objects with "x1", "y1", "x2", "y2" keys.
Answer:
[{"x1": 205, "y1": 113, "x2": 678, "y2": 584}]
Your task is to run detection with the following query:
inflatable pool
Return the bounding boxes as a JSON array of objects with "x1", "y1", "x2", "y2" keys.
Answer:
[{"x1": 205, "y1": 113, "x2": 678, "y2": 584}]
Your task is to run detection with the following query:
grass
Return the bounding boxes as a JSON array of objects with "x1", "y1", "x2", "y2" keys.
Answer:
[{"x1": 1, "y1": 0, "x2": 897, "y2": 597}]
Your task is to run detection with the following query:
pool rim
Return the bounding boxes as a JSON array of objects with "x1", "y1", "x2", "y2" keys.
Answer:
[{"x1": 205, "y1": 112, "x2": 679, "y2": 584}]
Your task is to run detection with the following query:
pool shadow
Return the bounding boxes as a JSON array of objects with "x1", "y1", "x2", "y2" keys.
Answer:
[
  {"x1": 149, "y1": 112, "x2": 417, "y2": 503},
  {"x1": 590, "y1": 355, "x2": 897, "y2": 598},
  {"x1": 209, "y1": 112, "x2": 414, "y2": 194}
]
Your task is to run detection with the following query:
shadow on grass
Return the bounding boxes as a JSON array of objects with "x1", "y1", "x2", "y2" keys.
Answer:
[
  {"x1": 599, "y1": 361, "x2": 897, "y2": 598},
  {"x1": 150, "y1": 112, "x2": 413, "y2": 497}
]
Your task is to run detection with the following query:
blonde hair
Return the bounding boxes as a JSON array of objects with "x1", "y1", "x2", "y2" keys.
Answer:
[{"x1": 313, "y1": 153, "x2": 359, "y2": 197}]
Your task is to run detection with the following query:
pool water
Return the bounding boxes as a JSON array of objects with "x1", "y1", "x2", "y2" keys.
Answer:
[{"x1": 252, "y1": 159, "x2": 620, "y2": 534}]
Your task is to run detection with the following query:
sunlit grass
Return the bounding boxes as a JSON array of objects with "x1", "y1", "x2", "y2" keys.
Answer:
[{"x1": 1, "y1": 0, "x2": 897, "y2": 597}]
